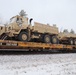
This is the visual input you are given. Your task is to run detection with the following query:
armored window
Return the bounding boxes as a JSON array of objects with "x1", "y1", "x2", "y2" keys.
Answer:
[{"x1": 10, "y1": 18, "x2": 16, "y2": 23}]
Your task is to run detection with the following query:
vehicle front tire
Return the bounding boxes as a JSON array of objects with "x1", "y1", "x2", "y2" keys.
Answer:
[{"x1": 18, "y1": 32, "x2": 28, "y2": 42}]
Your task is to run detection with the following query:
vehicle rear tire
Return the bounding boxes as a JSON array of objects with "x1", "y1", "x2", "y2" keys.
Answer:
[
  {"x1": 18, "y1": 32, "x2": 28, "y2": 42},
  {"x1": 69, "y1": 39, "x2": 73, "y2": 45},
  {"x1": 74, "y1": 39, "x2": 76, "y2": 45},
  {"x1": 43, "y1": 35, "x2": 51, "y2": 43},
  {"x1": 51, "y1": 36, "x2": 59, "y2": 44}
]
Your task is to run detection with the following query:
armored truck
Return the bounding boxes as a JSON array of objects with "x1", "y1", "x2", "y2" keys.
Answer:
[
  {"x1": 0, "y1": 11, "x2": 76, "y2": 45},
  {"x1": 58, "y1": 29, "x2": 76, "y2": 45},
  {"x1": 0, "y1": 15, "x2": 59, "y2": 44}
]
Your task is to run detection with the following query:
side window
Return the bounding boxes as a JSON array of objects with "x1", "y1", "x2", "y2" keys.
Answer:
[
  {"x1": 20, "y1": 18, "x2": 22, "y2": 23},
  {"x1": 16, "y1": 17, "x2": 22, "y2": 23},
  {"x1": 16, "y1": 17, "x2": 23, "y2": 26},
  {"x1": 1, "y1": 27, "x2": 3, "y2": 30},
  {"x1": 16, "y1": 17, "x2": 19, "y2": 22}
]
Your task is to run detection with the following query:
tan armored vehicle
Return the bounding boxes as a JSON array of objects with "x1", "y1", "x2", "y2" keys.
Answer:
[
  {"x1": 0, "y1": 13, "x2": 59, "y2": 44},
  {"x1": 0, "y1": 11, "x2": 76, "y2": 45},
  {"x1": 0, "y1": 26, "x2": 5, "y2": 36},
  {"x1": 58, "y1": 29, "x2": 76, "y2": 45}
]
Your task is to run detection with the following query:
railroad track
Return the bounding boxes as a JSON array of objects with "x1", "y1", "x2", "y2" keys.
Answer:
[{"x1": 0, "y1": 49, "x2": 76, "y2": 55}]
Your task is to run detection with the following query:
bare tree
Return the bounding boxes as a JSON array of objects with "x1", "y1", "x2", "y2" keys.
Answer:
[
  {"x1": 19, "y1": 10, "x2": 27, "y2": 17},
  {"x1": 63, "y1": 29, "x2": 69, "y2": 33},
  {"x1": 70, "y1": 29, "x2": 75, "y2": 34}
]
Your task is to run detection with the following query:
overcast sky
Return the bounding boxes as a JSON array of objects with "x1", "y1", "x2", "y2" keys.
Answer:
[{"x1": 0, "y1": 0, "x2": 76, "y2": 32}]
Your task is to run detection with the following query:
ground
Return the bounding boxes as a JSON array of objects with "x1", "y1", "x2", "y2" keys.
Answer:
[{"x1": 0, "y1": 53, "x2": 76, "y2": 75}]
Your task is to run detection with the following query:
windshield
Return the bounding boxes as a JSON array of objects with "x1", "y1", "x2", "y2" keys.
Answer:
[{"x1": 10, "y1": 17, "x2": 17, "y2": 23}]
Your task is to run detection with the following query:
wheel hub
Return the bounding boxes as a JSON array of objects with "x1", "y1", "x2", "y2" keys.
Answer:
[
  {"x1": 22, "y1": 34, "x2": 27, "y2": 41},
  {"x1": 53, "y1": 38, "x2": 57, "y2": 43},
  {"x1": 45, "y1": 37, "x2": 50, "y2": 42},
  {"x1": 70, "y1": 40, "x2": 73, "y2": 45}
]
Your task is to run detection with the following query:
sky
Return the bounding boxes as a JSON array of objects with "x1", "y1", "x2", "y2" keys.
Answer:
[{"x1": 0, "y1": 0, "x2": 76, "y2": 32}]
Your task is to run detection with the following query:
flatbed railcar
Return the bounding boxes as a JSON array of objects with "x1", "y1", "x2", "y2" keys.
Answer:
[{"x1": 0, "y1": 40, "x2": 76, "y2": 52}]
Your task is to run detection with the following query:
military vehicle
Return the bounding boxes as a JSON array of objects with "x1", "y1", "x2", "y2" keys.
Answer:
[
  {"x1": 58, "y1": 29, "x2": 76, "y2": 45},
  {"x1": 0, "y1": 13, "x2": 59, "y2": 44},
  {"x1": 0, "y1": 11, "x2": 76, "y2": 45}
]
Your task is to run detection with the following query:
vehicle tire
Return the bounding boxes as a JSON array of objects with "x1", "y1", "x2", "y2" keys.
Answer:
[
  {"x1": 74, "y1": 39, "x2": 76, "y2": 45},
  {"x1": 43, "y1": 35, "x2": 51, "y2": 43},
  {"x1": 69, "y1": 39, "x2": 73, "y2": 45},
  {"x1": 18, "y1": 32, "x2": 28, "y2": 42},
  {"x1": 51, "y1": 36, "x2": 59, "y2": 44}
]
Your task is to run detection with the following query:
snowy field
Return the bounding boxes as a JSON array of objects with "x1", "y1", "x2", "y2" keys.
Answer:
[{"x1": 0, "y1": 53, "x2": 76, "y2": 75}]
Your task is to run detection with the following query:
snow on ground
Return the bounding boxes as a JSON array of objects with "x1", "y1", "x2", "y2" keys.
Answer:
[{"x1": 0, "y1": 53, "x2": 76, "y2": 75}]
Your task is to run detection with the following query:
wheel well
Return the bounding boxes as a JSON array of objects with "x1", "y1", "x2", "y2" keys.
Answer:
[
  {"x1": 18, "y1": 31, "x2": 28, "y2": 42},
  {"x1": 68, "y1": 37, "x2": 74, "y2": 40},
  {"x1": 43, "y1": 33, "x2": 58, "y2": 37},
  {"x1": 17, "y1": 29, "x2": 28, "y2": 37},
  {"x1": 20, "y1": 29, "x2": 28, "y2": 33}
]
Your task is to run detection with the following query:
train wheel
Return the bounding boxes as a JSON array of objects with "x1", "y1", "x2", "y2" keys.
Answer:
[
  {"x1": 74, "y1": 39, "x2": 76, "y2": 45},
  {"x1": 43, "y1": 35, "x2": 51, "y2": 43},
  {"x1": 18, "y1": 32, "x2": 28, "y2": 42},
  {"x1": 51, "y1": 36, "x2": 59, "y2": 44},
  {"x1": 69, "y1": 39, "x2": 73, "y2": 45}
]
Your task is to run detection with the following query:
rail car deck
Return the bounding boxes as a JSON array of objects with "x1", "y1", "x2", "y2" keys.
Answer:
[{"x1": 0, "y1": 40, "x2": 76, "y2": 51}]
